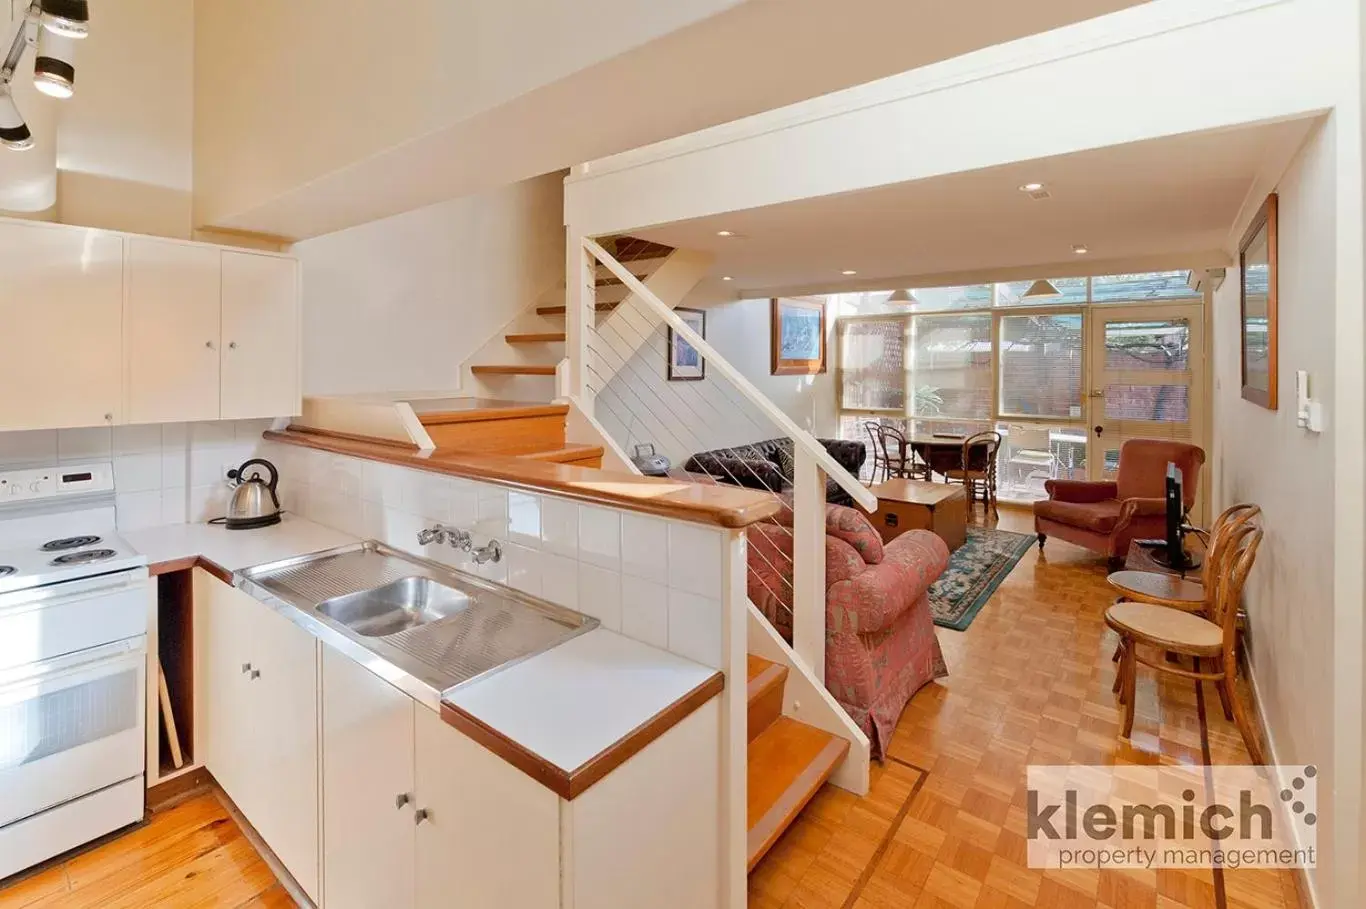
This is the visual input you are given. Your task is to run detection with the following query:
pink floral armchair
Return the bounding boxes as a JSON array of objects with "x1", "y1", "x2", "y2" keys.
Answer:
[{"x1": 748, "y1": 503, "x2": 949, "y2": 757}]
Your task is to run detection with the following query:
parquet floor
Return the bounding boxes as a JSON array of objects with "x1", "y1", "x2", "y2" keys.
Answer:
[
  {"x1": 0, "y1": 791, "x2": 288, "y2": 909},
  {"x1": 749, "y1": 507, "x2": 1306, "y2": 909}
]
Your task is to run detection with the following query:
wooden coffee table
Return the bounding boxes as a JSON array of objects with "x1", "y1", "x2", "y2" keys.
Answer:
[{"x1": 867, "y1": 479, "x2": 967, "y2": 550}]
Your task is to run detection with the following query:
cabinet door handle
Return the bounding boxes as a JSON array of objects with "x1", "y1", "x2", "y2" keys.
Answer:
[
  {"x1": 414, "y1": 808, "x2": 431, "y2": 825},
  {"x1": 395, "y1": 792, "x2": 411, "y2": 810},
  {"x1": 205, "y1": 340, "x2": 216, "y2": 350},
  {"x1": 103, "y1": 413, "x2": 113, "y2": 422},
  {"x1": 248, "y1": 669, "x2": 261, "y2": 680},
  {"x1": 241, "y1": 662, "x2": 253, "y2": 674},
  {"x1": 228, "y1": 341, "x2": 238, "y2": 350}
]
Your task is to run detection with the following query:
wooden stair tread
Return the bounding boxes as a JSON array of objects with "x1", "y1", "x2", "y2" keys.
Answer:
[
  {"x1": 417, "y1": 402, "x2": 567, "y2": 425},
  {"x1": 505, "y1": 332, "x2": 567, "y2": 344},
  {"x1": 536, "y1": 302, "x2": 620, "y2": 316},
  {"x1": 519, "y1": 443, "x2": 605, "y2": 464},
  {"x1": 747, "y1": 717, "x2": 849, "y2": 872},
  {"x1": 746, "y1": 654, "x2": 787, "y2": 743},
  {"x1": 470, "y1": 365, "x2": 558, "y2": 376}
]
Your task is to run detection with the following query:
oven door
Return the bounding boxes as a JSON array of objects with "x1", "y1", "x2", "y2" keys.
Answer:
[
  {"x1": 0, "y1": 637, "x2": 146, "y2": 829},
  {"x1": 0, "y1": 570, "x2": 149, "y2": 672}
]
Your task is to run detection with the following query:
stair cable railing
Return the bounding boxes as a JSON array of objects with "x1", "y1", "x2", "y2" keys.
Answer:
[{"x1": 569, "y1": 235, "x2": 877, "y2": 682}]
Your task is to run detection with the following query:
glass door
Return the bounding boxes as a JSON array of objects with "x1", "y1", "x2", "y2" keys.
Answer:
[{"x1": 1087, "y1": 303, "x2": 1206, "y2": 518}]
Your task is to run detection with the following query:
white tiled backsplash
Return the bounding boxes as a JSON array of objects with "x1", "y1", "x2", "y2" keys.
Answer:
[
  {"x1": 265, "y1": 443, "x2": 728, "y2": 669},
  {"x1": 0, "y1": 419, "x2": 277, "y2": 531}
]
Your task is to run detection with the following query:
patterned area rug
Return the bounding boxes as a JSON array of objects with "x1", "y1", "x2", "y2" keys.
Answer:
[{"x1": 928, "y1": 527, "x2": 1035, "y2": 631}]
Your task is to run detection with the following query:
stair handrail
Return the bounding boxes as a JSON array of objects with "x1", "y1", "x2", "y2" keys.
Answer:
[{"x1": 582, "y1": 236, "x2": 876, "y2": 513}]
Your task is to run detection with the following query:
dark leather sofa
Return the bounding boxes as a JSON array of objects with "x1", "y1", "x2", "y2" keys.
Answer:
[{"x1": 682, "y1": 437, "x2": 867, "y2": 506}]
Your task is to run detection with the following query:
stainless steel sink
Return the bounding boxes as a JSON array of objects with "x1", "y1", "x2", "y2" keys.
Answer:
[
  {"x1": 234, "y1": 541, "x2": 598, "y2": 709},
  {"x1": 318, "y1": 576, "x2": 471, "y2": 637}
]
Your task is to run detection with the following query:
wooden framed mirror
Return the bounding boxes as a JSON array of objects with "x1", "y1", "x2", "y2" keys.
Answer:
[{"x1": 1239, "y1": 193, "x2": 1278, "y2": 409}]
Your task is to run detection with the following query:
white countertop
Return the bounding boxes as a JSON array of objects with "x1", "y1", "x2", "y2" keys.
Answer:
[
  {"x1": 124, "y1": 515, "x2": 357, "y2": 573},
  {"x1": 444, "y1": 628, "x2": 720, "y2": 774}
]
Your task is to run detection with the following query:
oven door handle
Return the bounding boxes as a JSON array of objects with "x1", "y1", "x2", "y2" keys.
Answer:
[
  {"x1": 0, "y1": 638, "x2": 146, "y2": 701},
  {"x1": 0, "y1": 573, "x2": 146, "y2": 620}
]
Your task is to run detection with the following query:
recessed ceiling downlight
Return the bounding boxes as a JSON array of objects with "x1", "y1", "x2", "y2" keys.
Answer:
[
  {"x1": 1018, "y1": 182, "x2": 1045, "y2": 193},
  {"x1": 722, "y1": 276, "x2": 733, "y2": 281},
  {"x1": 1072, "y1": 244, "x2": 1090, "y2": 255},
  {"x1": 841, "y1": 270, "x2": 858, "y2": 276},
  {"x1": 716, "y1": 230, "x2": 734, "y2": 237}
]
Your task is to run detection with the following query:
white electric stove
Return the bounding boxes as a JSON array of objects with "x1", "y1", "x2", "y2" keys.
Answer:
[{"x1": 0, "y1": 463, "x2": 152, "y2": 881}]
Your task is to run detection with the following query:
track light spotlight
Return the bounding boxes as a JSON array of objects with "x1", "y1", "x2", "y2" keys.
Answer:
[
  {"x1": 33, "y1": 31, "x2": 76, "y2": 98},
  {"x1": 39, "y1": 0, "x2": 89, "y2": 39},
  {"x1": 0, "y1": 91, "x2": 34, "y2": 151}
]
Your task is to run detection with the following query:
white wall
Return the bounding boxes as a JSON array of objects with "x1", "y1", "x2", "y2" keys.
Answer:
[
  {"x1": 1211, "y1": 116, "x2": 1340, "y2": 906},
  {"x1": 294, "y1": 174, "x2": 564, "y2": 396}
]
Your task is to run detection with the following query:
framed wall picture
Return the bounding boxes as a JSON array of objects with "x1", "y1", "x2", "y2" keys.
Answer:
[
  {"x1": 770, "y1": 297, "x2": 827, "y2": 376},
  {"x1": 667, "y1": 307, "x2": 706, "y2": 381},
  {"x1": 1240, "y1": 193, "x2": 1278, "y2": 409}
]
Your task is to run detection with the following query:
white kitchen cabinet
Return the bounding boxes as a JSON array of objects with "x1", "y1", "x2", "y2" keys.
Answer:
[
  {"x1": 414, "y1": 706, "x2": 561, "y2": 909},
  {"x1": 220, "y1": 251, "x2": 300, "y2": 420},
  {"x1": 321, "y1": 647, "x2": 416, "y2": 909},
  {"x1": 197, "y1": 573, "x2": 319, "y2": 902},
  {"x1": 125, "y1": 238, "x2": 223, "y2": 424},
  {"x1": 0, "y1": 221, "x2": 124, "y2": 431}
]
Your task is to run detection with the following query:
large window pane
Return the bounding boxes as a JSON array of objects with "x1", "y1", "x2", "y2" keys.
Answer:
[
  {"x1": 997, "y1": 277, "x2": 1087, "y2": 307},
  {"x1": 839, "y1": 319, "x2": 904, "y2": 411},
  {"x1": 1105, "y1": 319, "x2": 1190, "y2": 371},
  {"x1": 1092, "y1": 270, "x2": 1200, "y2": 303},
  {"x1": 909, "y1": 314, "x2": 992, "y2": 421},
  {"x1": 998, "y1": 313, "x2": 1083, "y2": 418}
]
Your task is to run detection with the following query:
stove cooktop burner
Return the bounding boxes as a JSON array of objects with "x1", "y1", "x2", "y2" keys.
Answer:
[
  {"x1": 41, "y1": 535, "x2": 103, "y2": 552},
  {"x1": 50, "y1": 549, "x2": 117, "y2": 566},
  {"x1": 0, "y1": 566, "x2": 14, "y2": 578}
]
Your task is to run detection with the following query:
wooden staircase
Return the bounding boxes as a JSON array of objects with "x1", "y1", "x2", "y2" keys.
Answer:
[
  {"x1": 746, "y1": 654, "x2": 850, "y2": 872},
  {"x1": 467, "y1": 235, "x2": 674, "y2": 382},
  {"x1": 415, "y1": 400, "x2": 604, "y2": 468}
]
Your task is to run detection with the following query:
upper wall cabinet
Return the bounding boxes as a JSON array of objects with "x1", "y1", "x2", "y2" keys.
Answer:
[
  {"x1": 0, "y1": 222, "x2": 124, "y2": 432},
  {"x1": 126, "y1": 239, "x2": 224, "y2": 424},
  {"x1": 0, "y1": 219, "x2": 301, "y2": 432},
  {"x1": 220, "y1": 251, "x2": 300, "y2": 420}
]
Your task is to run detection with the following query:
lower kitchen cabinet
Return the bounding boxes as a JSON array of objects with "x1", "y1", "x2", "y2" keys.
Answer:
[
  {"x1": 321, "y1": 647, "x2": 416, "y2": 909},
  {"x1": 414, "y1": 706, "x2": 561, "y2": 909},
  {"x1": 196, "y1": 571, "x2": 320, "y2": 903}
]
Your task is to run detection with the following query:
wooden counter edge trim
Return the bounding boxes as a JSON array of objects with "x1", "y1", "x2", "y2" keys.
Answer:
[
  {"x1": 265, "y1": 429, "x2": 781, "y2": 529},
  {"x1": 439, "y1": 670, "x2": 724, "y2": 801},
  {"x1": 149, "y1": 555, "x2": 232, "y2": 585}
]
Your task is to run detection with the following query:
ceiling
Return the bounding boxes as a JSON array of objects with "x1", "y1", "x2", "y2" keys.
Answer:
[
  {"x1": 629, "y1": 117, "x2": 1319, "y2": 297},
  {"x1": 201, "y1": 0, "x2": 1152, "y2": 239}
]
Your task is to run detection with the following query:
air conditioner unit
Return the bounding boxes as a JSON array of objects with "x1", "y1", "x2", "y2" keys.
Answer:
[{"x1": 1186, "y1": 268, "x2": 1226, "y2": 294}]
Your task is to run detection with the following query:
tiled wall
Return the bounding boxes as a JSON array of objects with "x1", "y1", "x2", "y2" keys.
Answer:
[
  {"x1": 0, "y1": 419, "x2": 277, "y2": 531},
  {"x1": 265, "y1": 441, "x2": 730, "y2": 670}
]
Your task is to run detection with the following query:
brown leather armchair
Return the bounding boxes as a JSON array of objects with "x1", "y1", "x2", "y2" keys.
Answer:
[{"x1": 1033, "y1": 439, "x2": 1205, "y2": 570}]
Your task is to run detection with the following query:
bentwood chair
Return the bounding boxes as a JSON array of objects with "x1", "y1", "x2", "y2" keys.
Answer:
[
  {"x1": 943, "y1": 431, "x2": 1001, "y2": 512},
  {"x1": 1106, "y1": 517, "x2": 1265, "y2": 763},
  {"x1": 881, "y1": 424, "x2": 932, "y2": 481},
  {"x1": 863, "y1": 422, "x2": 891, "y2": 482},
  {"x1": 1106, "y1": 503, "x2": 1261, "y2": 613}
]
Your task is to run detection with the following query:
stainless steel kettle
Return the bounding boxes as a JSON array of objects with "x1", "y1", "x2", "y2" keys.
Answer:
[{"x1": 224, "y1": 458, "x2": 282, "y2": 529}]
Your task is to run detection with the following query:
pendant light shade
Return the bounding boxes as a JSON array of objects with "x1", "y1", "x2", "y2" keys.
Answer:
[
  {"x1": 39, "y1": 0, "x2": 89, "y2": 39},
  {"x1": 0, "y1": 91, "x2": 34, "y2": 150},
  {"x1": 885, "y1": 289, "x2": 918, "y2": 305},
  {"x1": 1021, "y1": 279, "x2": 1062, "y2": 300},
  {"x1": 34, "y1": 31, "x2": 76, "y2": 99}
]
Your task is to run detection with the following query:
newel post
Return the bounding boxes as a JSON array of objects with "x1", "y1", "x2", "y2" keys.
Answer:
[
  {"x1": 565, "y1": 227, "x2": 595, "y2": 412},
  {"x1": 792, "y1": 446, "x2": 827, "y2": 683}
]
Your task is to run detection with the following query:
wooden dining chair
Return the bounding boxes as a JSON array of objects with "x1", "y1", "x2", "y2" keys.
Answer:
[
  {"x1": 1106, "y1": 503, "x2": 1262, "y2": 613},
  {"x1": 862, "y1": 421, "x2": 890, "y2": 482},
  {"x1": 1106, "y1": 518, "x2": 1265, "y2": 763},
  {"x1": 943, "y1": 431, "x2": 1001, "y2": 512},
  {"x1": 882, "y1": 424, "x2": 931, "y2": 481}
]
